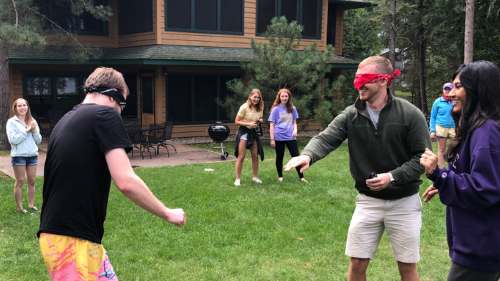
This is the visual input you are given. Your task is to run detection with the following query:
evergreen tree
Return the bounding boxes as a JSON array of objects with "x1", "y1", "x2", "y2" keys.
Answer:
[
  {"x1": 221, "y1": 16, "x2": 345, "y2": 129},
  {"x1": 0, "y1": 0, "x2": 112, "y2": 150}
]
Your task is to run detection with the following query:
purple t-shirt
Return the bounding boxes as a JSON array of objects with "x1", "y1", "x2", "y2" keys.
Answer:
[{"x1": 268, "y1": 105, "x2": 298, "y2": 141}]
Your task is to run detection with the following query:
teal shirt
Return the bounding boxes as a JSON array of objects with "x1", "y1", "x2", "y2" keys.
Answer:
[{"x1": 6, "y1": 116, "x2": 42, "y2": 157}]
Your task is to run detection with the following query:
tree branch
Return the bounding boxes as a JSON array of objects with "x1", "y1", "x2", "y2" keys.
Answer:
[
  {"x1": 11, "y1": 0, "x2": 18, "y2": 26},
  {"x1": 25, "y1": 5, "x2": 93, "y2": 55}
]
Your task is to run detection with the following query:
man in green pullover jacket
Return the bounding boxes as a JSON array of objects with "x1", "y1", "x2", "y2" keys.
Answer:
[{"x1": 285, "y1": 56, "x2": 431, "y2": 281}]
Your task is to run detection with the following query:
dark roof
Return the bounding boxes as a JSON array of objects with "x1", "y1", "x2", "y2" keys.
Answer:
[
  {"x1": 329, "y1": 0, "x2": 374, "y2": 10},
  {"x1": 9, "y1": 45, "x2": 359, "y2": 68}
]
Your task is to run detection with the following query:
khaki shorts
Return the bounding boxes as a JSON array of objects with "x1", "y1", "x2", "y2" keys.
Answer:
[
  {"x1": 345, "y1": 193, "x2": 422, "y2": 263},
  {"x1": 436, "y1": 125, "x2": 455, "y2": 138}
]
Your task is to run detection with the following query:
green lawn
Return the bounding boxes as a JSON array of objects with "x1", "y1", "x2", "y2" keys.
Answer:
[{"x1": 0, "y1": 139, "x2": 449, "y2": 280}]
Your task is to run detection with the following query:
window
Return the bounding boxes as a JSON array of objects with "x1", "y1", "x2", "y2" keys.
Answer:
[
  {"x1": 167, "y1": 74, "x2": 242, "y2": 123},
  {"x1": 326, "y1": 4, "x2": 337, "y2": 46},
  {"x1": 119, "y1": 0, "x2": 153, "y2": 35},
  {"x1": 38, "y1": 0, "x2": 109, "y2": 36},
  {"x1": 24, "y1": 74, "x2": 89, "y2": 121},
  {"x1": 165, "y1": 0, "x2": 244, "y2": 34},
  {"x1": 257, "y1": 0, "x2": 323, "y2": 38}
]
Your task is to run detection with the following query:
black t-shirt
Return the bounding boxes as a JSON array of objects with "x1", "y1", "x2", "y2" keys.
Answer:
[{"x1": 38, "y1": 104, "x2": 132, "y2": 244}]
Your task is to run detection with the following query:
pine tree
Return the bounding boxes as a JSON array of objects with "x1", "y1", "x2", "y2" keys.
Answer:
[{"x1": 221, "y1": 16, "x2": 345, "y2": 129}]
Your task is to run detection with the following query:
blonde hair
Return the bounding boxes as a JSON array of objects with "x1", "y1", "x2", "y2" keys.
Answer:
[
  {"x1": 245, "y1": 88, "x2": 264, "y2": 112},
  {"x1": 358, "y1": 56, "x2": 394, "y2": 74},
  {"x1": 12, "y1": 98, "x2": 33, "y2": 125},
  {"x1": 85, "y1": 67, "x2": 130, "y2": 97}
]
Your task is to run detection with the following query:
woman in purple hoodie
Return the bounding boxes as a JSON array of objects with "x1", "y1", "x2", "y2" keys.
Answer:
[{"x1": 420, "y1": 61, "x2": 500, "y2": 281}]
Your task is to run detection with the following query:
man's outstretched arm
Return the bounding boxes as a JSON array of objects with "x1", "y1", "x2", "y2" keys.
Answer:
[{"x1": 105, "y1": 148, "x2": 186, "y2": 227}]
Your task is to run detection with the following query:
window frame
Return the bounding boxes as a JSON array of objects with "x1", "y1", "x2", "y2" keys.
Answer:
[
  {"x1": 166, "y1": 73, "x2": 243, "y2": 124},
  {"x1": 326, "y1": 4, "x2": 337, "y2": 46},
  {"x1": 22, "y1": 72, "x2": 91, "y2": 119},
  {"x1": 39, "y1": 0, "x2": 109, "y2": 36},
  {"x1": 119, "y1": 0, "x2": 154, "y2": 35},
  {"x1": 255, "y1": 0, "x2": 323, "y2": 39},
  {"x1": 164, "y1": 0, "x2": 245, "y2": 35}
]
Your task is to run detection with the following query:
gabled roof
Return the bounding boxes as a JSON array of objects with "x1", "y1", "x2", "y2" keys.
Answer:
[
  {"x1": 329, "y1": 0, "x2": 374, "y2": 10},
  {"x1": 9, "y1": 45, "x2": 359, "y2": 69}
]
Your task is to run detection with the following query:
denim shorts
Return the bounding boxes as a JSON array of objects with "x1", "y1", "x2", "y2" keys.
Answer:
[{"x1": 11, "y1": 156, "x2": 38, "y2": 166}]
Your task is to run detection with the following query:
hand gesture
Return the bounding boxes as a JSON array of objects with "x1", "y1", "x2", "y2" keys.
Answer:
[
  {"x1": 165, "y1": 208, "x2": 186, "y2": 227},
  {"x1": 30, "y1": 121, "x2": 37, "y2": 133},
  {"x1": 270, "y1": 140, "x2": 275, "y2": 148},
  {"x1": 250, "y1": 122, "x2": 258, "y2": 129},
  {"x1": 284, "y1": 155, "x2": 311, "y2": 173},
  {"x1": 422, "y1": 185, "x2": 438, "y2": 203},
  {"x1": 366, "y1": 173, "x2": 391, "y2": 191},
  {"x1": 420, "y1": 148, "x2": 438, "y2": 176}
]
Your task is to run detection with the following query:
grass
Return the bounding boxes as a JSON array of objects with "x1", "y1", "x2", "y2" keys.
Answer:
[
  {"x1": 0, "y1": 139, "x2": 449, "y2": 280},
  {"x1": 0, "y1": 150, "x2": 10, "y2": 157}
]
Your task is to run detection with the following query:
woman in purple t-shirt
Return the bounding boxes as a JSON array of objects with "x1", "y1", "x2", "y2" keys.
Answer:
[{"x1": 268, "y1": 89, "x2": 306, "y2": 182}]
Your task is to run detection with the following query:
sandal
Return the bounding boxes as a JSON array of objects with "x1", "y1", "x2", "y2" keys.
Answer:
[
  {"x1": 301, "y1": 178, "x2": 308, "y2": 182},
  {"x1": 278, "y1": 177, "x2": 283, "y2": 182}
]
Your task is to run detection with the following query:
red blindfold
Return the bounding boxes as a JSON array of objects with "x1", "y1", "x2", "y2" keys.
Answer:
[{"x1": 354, "y1": 69, "x2": 401, "y2": 89}]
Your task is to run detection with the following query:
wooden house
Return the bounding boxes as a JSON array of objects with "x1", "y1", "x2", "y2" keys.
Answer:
[{"x1": 8, "y1": 0, "x2": 372, "y2": 138}]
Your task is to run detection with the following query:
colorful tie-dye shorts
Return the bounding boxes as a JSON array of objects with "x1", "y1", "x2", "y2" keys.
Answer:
[{"x1": 39, "y1": 233, "x2": 118, "y2": 281}]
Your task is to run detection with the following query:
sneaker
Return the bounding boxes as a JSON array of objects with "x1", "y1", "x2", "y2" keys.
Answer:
[
  {"x1": 252, "y1": 177, "x2": 262, "y2": 184},
  {"x1": 234, "y1": 179, "x2": 241, "y2": 186},
  {"x1": 17, "y1": 209, "x2": 28, "y2": 213},
  {"x1": 30, "y1": 206, "x2": 39, "y2": 211}
]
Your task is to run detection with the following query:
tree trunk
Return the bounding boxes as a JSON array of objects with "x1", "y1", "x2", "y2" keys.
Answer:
[
  {"x1": 389, "y1": 0, "x2": 397, "y2": 93},
  {"x1": 418, "y1": 0, "x2": 428, "y2": 115},
  {"x1": 464, "y1": 0, "x2": 475, "y2": 63},
  {"x1": 0, "y1": 48, "x2": 11, "y2": 150}
]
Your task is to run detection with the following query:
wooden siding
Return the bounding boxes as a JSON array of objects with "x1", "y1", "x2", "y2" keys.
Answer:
[
  {"x1": 40, "y1": 0, "x2": 344, "y2": 56},
  {"x1": 171, "y1": 121, "x2": 321, "y2": 138},
  {"x1": 160, "y1": 0, "x2": 341, "y2": 54}
]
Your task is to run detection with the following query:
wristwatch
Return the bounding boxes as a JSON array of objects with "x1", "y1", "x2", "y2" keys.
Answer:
[{"x1": 389, "y1": 173, "x2": 396, "y2": 186}]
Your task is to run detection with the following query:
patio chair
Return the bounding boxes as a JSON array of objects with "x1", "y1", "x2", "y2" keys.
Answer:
[
  {"x1": 127, "y1": 130, "x2": 145, "y2": 159},
  {"x1": 148, "y1": 121, "x2": 177, "y2": 157}
]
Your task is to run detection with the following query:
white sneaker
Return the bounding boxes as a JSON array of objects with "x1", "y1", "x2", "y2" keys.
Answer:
[
  {"x1": 234, "y1": 179, "x2": 241, "y2": 186},
  {"x1": 252, "y1": 177, "x2": 262, "y2": 184}
]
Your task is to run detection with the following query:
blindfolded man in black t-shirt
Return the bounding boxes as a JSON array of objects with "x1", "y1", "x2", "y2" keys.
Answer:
[{"x1": 37, "y1": 67, "x2": 186, "y2": 280}]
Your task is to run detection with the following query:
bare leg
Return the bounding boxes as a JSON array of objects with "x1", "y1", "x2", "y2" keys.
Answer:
[
  {"x1": 348, "y1": 258, "x2": 370, "y2": 281},
  {"x1": 12, "y1": 165, "x2": 27, "y2": 211},
  {"x1": 235, "y1": 140, "x2": 247, "y2": 180},
  {"x1": 397, "y1": 262, "x2": 420, "y2": 281},
  {"x1": 250, "y1": 141, "x2": 259, "y2": 178},
  {"x1": 437, "y1": 137, "x2": 448, "y2": 168},
  {"x1": 26, "y1": 165, "x2": 37, "y2": 208}
]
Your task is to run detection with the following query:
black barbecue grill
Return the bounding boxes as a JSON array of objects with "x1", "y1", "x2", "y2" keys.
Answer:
[{"x1": 206, "y1": 122, "x2": 230, "y2": 160}]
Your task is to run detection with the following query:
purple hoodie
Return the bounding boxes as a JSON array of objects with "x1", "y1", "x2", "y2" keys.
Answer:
[{"x1": 428, "y1": 119, "x2": 500, "y2": 272}]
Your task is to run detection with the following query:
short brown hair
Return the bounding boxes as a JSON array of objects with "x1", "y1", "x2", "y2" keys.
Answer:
[
  {"x1": 85, "y1": 67, "x2": 130, "y2": 97},
  {"x1": 358, "y1": 56, "x2": 393, "y2": 74}
]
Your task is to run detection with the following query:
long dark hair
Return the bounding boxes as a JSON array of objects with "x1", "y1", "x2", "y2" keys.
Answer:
[{"x1": 444, "y1": 61, "x2": 500, "y2": 162}]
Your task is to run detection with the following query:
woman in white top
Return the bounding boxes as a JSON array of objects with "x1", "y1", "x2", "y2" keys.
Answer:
[
  {"x1": 234, "y1": 89, "x2": 264, "y2": 186},
  {"x1": 6, "y1": 98, "x2": 42, "y2": 213}
]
